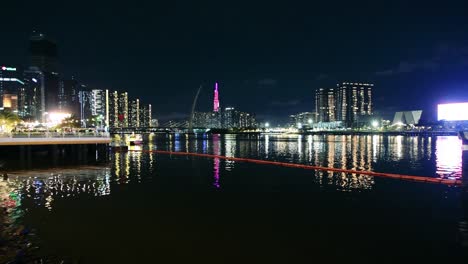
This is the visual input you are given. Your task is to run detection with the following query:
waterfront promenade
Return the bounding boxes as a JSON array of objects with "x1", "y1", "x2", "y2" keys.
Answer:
[{"x1": 0, "y1": 132, "x2": 111, "y2": 146}]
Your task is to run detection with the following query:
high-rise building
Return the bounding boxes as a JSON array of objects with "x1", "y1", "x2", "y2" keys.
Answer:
[
  {"x1": 29, "y1": 33, "x2": 60, "y2": 114},
  {"x1": 213, "y1": 82, "x2": 220, "y2": 112},
  {"x1": 0, "y1": 66, "x2": 23, "y2": 111},
  {"x1": 129, "y1": 99, "x2": 140, "y2": 127},
  {"x1": 336, "y1": 82, "x2": 373, "y2": 127},
  {"x1": 238, "y1": 112, "x2": 256, "y2": 128},
  {"x1": 220, "y1": 107, "x2": 257, "y2": 129},
  {"x1": 78, "y1": 85, "x2": 92, "y2": 127},
  {"x1": 29, "y1": 33, "x2": 58, "y2": 73},
  {"x1": 90, "y1": 89, "x2": 107, "y2": 119},
  {"x1": 315, "y1": 88, "x2": 336, "y2": 122},
  {"x1": 58, "y1": 78, "x2": 80, "y2": 116},
  {"x1": 23, "y1": 67, "x2": 46, "y2": 121},
  {"x1": 107, "y1": 90, "x2": 119, "y2": 128},
  {"x1": 139, "y1": 104, "x2": 152, "y2": 127},
  {"x1": 118, "y1": 92, "x2": 129, "y2": 127},
  {"x1": 222, "y1": 107, "x2": 236, "y2": 128}
]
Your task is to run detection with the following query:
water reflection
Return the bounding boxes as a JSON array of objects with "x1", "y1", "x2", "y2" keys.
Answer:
[
  {"x1": 213, "y1": 134, "x2": 221, "y2": 188},
  {"x1": 1, "y1": 134, "x2": 464, "y2": 212},
  {"x1": 436, "y1": 136, "x2": 462, "y2": 179},
  {"x1": 4, "y1": 166, "x2": 111, "y2": 210}
]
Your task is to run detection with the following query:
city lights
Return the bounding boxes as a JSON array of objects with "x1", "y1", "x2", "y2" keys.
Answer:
[
  {"x1": 47, "y1": 112, "x2": 71, "y2": 125},
  {"x1": 437, "y1": 102, "x2": 468, "y2": 121},
  {"x1": 371, "y1": 120, "x2": 379, "y2": 128}
]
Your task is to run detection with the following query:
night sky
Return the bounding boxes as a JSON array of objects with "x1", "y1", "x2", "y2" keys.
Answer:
[{"x1": 2, "y1": 1, "x2": 468, "y2": 123}]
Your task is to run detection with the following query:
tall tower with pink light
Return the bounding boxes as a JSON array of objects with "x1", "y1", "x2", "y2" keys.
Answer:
[{"x1": 213, "y1": 82, "x2": 220, "y2": 112}]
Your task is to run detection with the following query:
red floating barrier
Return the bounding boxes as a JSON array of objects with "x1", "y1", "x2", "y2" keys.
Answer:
[{"x1": 129, "y1": 150, "x2": 463, "y2": 186}]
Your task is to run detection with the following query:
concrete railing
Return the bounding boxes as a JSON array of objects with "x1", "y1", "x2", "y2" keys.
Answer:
[{"x1": 0, "y1": 132, "x2": 111, "y2": 138}]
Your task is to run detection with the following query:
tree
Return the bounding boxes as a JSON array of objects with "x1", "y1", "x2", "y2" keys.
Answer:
[
  {"x1": 57, "y1": 114, "x2": 81, "y2": 129},
  {"x1": 0, "y1": 110, "x2": 22, "y2": 133}
]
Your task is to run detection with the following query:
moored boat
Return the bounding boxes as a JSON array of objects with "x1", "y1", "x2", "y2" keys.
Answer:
[{"x1": 128, "y1": 133, "x2": 143, "y2": 146}]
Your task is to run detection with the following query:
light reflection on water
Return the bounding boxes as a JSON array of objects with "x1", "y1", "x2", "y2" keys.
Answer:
[{"x1": 1, "y1": 134, "x2": 464, "y2": 211}]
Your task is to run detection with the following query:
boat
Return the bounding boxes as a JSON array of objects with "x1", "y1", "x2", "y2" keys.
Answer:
[
  {"x1": 128, "y1": 133, "x2": 143, "y2": 146},
  {"x1": 458, "y1": 131, "x2": 468, "y2": 151}
]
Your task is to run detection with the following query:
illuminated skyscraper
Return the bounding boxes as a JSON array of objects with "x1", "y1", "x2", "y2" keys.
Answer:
[
  {"x1": 213, "y1": 82, "x2": 220, "y2": 112},
  {"x1": 118, "y1": 92, "x2": 129, "y2": 127},
  {"x1": 336, "y1": 82, "x2": 373, "y2": 127},
  {"x1": 58, "y1": 78, "x2": 80, "y2": 116},
  {"x1": 90, "y1": 89, "x2": 107, "y2": 122},
  {"x1": 23, "y1": 67, "x2": 46, "y2": 121},
  {"x1": 139, "y1": 104, "x2": 152, "y2": 127},
  {"x1": 315, "y1": 88, "x2": 336, "y2": 122},
  {"x1": 107, "y1": 90, "x2": 119, "y2": 128},
  {"x1": 129, "y1": 99, "x2": 140, "y2": 127}
]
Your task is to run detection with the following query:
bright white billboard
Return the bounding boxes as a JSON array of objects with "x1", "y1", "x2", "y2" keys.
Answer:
[{"x1": 437, "y1": 102, "x2": 468, "y2": 121}]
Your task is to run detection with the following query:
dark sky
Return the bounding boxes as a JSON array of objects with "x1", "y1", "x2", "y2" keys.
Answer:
[{"x1": 1, "y1": 0, "x2": 468, "y2": 123}]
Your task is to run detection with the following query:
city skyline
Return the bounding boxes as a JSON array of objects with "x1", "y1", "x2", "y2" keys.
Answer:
[{"x1": 1, "y1": 2, "x2": 468, "y2": 123}]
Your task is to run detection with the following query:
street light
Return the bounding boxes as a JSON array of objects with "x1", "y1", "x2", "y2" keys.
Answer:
[
  {"x1": 265, "y1": 122, "x2": 270, "y2": 128},
  {"x1": 297, "y1": 123, "x2": 302, "y2": 129},
  {"x1": 372, "y1": 120, "x2": 379, "y2": 128},
  {"x1": 308, "y1": 119, "x2": 313, "y2": 124}
]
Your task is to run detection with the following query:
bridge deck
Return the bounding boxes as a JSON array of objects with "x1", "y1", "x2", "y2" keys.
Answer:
[{"x1": 0, "y1": 137, "x2": 111, "y2": 146}]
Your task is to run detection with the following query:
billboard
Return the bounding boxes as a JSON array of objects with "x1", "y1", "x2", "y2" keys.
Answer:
[{"x1": 437, "y1": 102, "x2": 468, "y2": 121}]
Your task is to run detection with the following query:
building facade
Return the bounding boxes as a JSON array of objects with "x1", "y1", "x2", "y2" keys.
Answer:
[
  {"x1": 0, "y1": 66, "x2": 23, "y2": 111},
  {"x1": 289, "y1": 112, "x2": 315, "y2": 127},
  {"x1": 315, "y1": 88, "x2": 336, "y2": 122},
  {"x1": 58, "y1": 78, "x2": 80, "y2": 116},
  {"x1": 107, "y1": 90, "x2": 119, "y2": 128},
  {"x1": 23, "y1": 67, "x2": 46, "y2": 121},
  {"x1": 336, "y1": 82, "x2": 373, "y2": 127},
  {"x1": 139, "y1": 104, "x2": 152, "y2": 127},
  {"x1": 129, "y1": 99, "x2": 140, "y2": 127},
  {"x1": 90, "y1": 89, "x2": 107, "y2": 118},
  {"x1": 118, "y1": 92, "x2": 128, "y2": 127}
]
